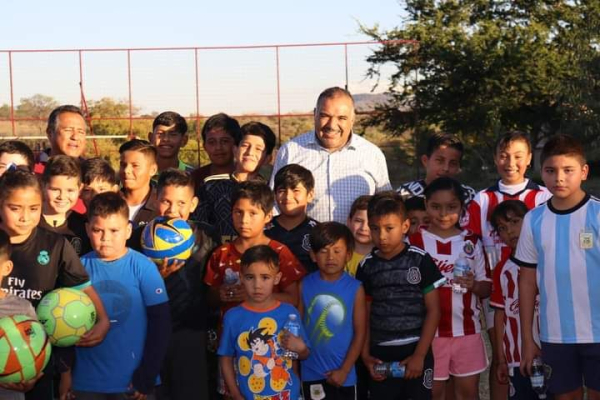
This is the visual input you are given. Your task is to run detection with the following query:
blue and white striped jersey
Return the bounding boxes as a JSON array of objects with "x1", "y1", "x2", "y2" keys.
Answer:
[{"x1": 514, "y1": 194, "x2": 600, "y2": 344}]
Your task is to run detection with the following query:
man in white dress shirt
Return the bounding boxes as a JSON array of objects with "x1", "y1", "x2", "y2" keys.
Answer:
[{"x1": 271, "y1": 87, "x2": 391, "y2": 222}]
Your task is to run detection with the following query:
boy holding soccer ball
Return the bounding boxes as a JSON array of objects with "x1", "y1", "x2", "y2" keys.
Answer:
[
  {"x1": 136, "y1": 168, "x2": 219, "y2": 400},
  {"x1": 67, "y1": 192, "x2": 171, "y2": 399}
]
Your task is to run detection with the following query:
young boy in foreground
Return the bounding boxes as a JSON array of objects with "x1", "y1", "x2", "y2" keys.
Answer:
[
  {"x1": 300, "y1": 222, "x2": 366, "y2": 399},
  {"x1": 218, "y1": 245, "x2": 309, "y2": 400},
  {"x1": 144, "y1": 169, "x2": 218, "y2": 400},
  {"x1": 71, "y1": 192, "x2": 171, "y2": 398},
  {"x1": 357, "y1": 191, "x2": 442, "y2": 400},
  {"x1": 515, "y1": 135, "x2": 598, "y2": 400}
]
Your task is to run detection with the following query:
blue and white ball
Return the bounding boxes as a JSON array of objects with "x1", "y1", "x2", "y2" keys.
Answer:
[{"x1": 141, "y1": 217, "x2": 195, "y2": 265}]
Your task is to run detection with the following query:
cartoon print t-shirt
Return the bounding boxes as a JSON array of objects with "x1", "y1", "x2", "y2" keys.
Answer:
[{"x1": 218, "y1": 301, "x2": 309, "y2": 400}]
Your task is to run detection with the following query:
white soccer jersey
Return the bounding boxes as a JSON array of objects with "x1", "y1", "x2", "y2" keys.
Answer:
[
  {"x1": 410, "y1": 229, "x2": 490, "y2": 337},
  {"x1": 514, "y1": 194, "x2": 600, "y2": 344},
  {"x1": 490, "y1": 256, "x2": 540, "y2": 368}
]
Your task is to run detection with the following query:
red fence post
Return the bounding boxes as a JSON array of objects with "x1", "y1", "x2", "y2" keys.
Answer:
[
  {"x1": 194, "y1": 48, "x2": 201, "y2": 166},
  {"x1": 8, "y1": 51, "x2": 15, "y2": 136},
  {"x1": 127, "y1": 49, "x2": 133, "y2": 138},
  {"x1": 275, "y1": 46, "x2": 282, "y2": 146}
]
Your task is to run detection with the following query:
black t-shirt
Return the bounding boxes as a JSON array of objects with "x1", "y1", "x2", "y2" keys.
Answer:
[
  {"x1": 38, "y1": 211, "x2": 92, "y2": 257},
  {"x1": 2, "y1": 227, "x2": 90, "y2": 307},
  {"x1": 264, "y1": 216, "x2": 319, "y2": 273},
  {"x1": 356, "y1": 245, "x2": 442, "y2": 345},
  {"x1": 193, "y1": 174, "x2": 239, "y2": 242}
]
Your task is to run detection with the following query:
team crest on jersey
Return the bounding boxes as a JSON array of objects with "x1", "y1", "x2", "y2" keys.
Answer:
[
  {"x1": 70, "y1": 237, "x2": 82, "y2": 255},
  {"x1": 423, "y1": 368, "x2": 433, "y2": 389},
  {"x1": 463, "y1": 240, "x2": 475, "y2": 256},
  {"x1": 407, "y1": 267, "x2": 422, "y2": 284},
  {"x1": 302, "y1": 234, "x2": 312, "y2": 252},
  {"x1": 37, "y1": 250, "x2": 50, "y2": 265}
]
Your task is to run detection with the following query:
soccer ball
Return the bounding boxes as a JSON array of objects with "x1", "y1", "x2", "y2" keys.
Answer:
[
  {"x1": 0, "y1": 315, "x2": 52, "y2": 383},
  {"x1": 36, "y1": 288, "x2": 97, "y2": 347},
  {"x1": 141, "y1": 217, "x2": 195, "y2": 265}
]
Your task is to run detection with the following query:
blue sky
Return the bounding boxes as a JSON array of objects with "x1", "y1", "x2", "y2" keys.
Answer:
[{"x1": 0, "y1": 0, "x2": 406, "y2": 116}]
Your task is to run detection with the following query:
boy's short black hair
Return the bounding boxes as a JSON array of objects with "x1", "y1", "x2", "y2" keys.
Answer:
[
  {"x1": 495, "y1": 130, "x2": 532, "y2": 155},
  {"x1": 0, "y1": 229, "x2": 11, "y2": 260},
  {"x1": 157, "y1": 169, "x2": 195, "y2": 194},
  {"x1": 240, "y1": 122, "x2": 277, "y2": 156},
  {"x1": 0, "y1": 141, "x2": 35, "y2": 170},
  {"x1": 424, "y1": 177, "x2": 466, "y2": 207},
  {"x1": 540, "y1": 134, "x2": 586, "y2": 166},
  {"x1": 119, "y1": 139, "x2": 157, "y2": 163},
  {"x1": 404, "y1": 196, "x2": 426, "y2": 212},
  {"x1": 490, "y1": 200, "x2": 529, "y2": 231},
  {"x1": 273, "y1": 164, "x2": 315, "y2": 193},
  {"x1": 42, "y1": 155, "x2": 81, "y2": 185},
  {"x1": 368, "y1": 191, "x2": 407, "y2": 220},
  {"x1": 87, "y1": 192, "x2": 129, "y2": 222},
  {"x1": 152, "y1": 111, "x2": 188, "y2": 135},
  {"x1": 232, "y1": 181, "x2": 274, "y2": 215},
  {"x1": 240, "y1": 244, "x2": 279, "y2": 271},
  {"x1": 310, "y1": 221, "x2": 355, "y2": 254},
  {"x1": 201, "y1": 113, "x2": 242, "y2": 144},
  {"x1": 0, "y1": 168, "x2": 41, "y2": 203},
  {"x1": 348, "y1": 195, "x2": 372, "y2": 219},
  {"x1": 81, "y1": 158, "x2": 118, "y2": 186},
  {"x1": 425, "y1": 133, "x2": 464, "y2": 158}
]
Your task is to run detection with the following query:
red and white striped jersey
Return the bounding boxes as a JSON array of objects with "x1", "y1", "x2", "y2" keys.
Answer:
[
  {"x1": 461, "y1": 179, "x2": 551, "y2": 261},
  {"x1": 409, "y1": 229, "x2": 490, "y2": 337},
  {"x1": 490, "y1": 256, "x2": 540, "y2": 368}
]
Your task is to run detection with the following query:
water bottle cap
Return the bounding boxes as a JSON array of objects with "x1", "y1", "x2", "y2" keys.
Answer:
[{"x1": 288, "y1": 314, "x2": 297, "y2": 320}]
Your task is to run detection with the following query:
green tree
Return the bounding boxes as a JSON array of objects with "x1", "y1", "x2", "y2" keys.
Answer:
[
  {"x1": 86, "y1": 97, "x2": 150, "y2": 139},
  {"x1": 15, "y1": 94, "x2": 59, "y2": 135},
  {"x1": 0, "y1": 104, "x2": 10, "y2": 119},
  {"x1": 362, "y1": 1, "x2": 600, "y2": 174}
]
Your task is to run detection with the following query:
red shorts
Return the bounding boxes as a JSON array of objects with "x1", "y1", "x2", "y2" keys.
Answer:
[{"x1": 432, "y1": 333, "x2": 488, "y2": 380}]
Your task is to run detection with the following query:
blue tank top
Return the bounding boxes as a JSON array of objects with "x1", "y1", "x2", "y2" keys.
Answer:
[{"x1": 301, "y1": 271, "x2": 361, "y2": 385}]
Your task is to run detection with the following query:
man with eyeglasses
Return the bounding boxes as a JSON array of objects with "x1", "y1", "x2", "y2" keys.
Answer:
[{"x1": 148, "y1": 111, "x2": 193, "y2": 177}]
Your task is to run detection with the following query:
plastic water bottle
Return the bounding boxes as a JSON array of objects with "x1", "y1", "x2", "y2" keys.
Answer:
[
  {"x1": 282, "y1": 314, "x2": 300, "y2": 360},
  {"x1": 373, "y1": 362, "x2": 405, "y2": 378},
  {"x1": 530, "y1": 357, "x2": 548, "y2": 399},
  {"x1": 452, "y1": 253, "x2": 470, "y2": 294},
  {"x1": 483, "y1": 237, "x2": 499, "y2": 270}
]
